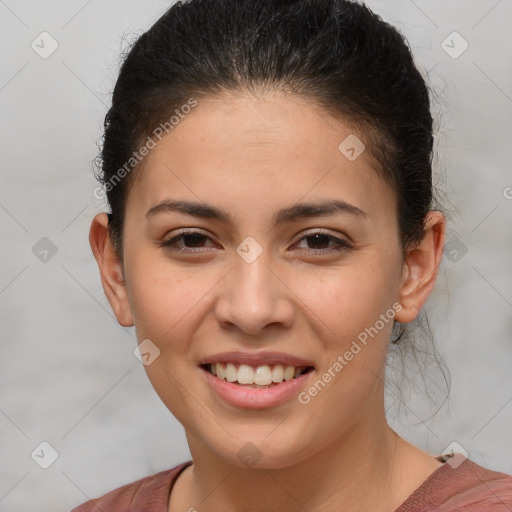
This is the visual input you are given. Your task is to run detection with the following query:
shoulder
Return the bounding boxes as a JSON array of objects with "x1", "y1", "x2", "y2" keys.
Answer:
[
  {"x1": 70, "y1": 460, "x2": 193, "y2": 512},
  {"x1": 397, "y1": 454, "x2": 512, "y2": 511},
  {"x1": 444, "y1": 456, "x2": 512, "y2": 510}
]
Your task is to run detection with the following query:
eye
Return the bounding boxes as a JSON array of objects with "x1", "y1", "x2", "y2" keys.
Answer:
[
  {"x1": 159, "y1": 230, "x2": 216, "y2": 252},
  {"x1": 160, "y1": 229, "x2": 352, "y2": 254},
  {"x1": 292, "y1": 230, "x2": 352, "y2": 254}
]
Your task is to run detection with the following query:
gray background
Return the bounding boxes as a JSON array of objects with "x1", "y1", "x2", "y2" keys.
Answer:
[{"x1": 1, "y1": 0, "x2": 511, "y2": 510}]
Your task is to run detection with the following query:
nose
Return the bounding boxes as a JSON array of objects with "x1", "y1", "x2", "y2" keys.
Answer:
[{"x1": 213, "y1": 253, "x2": 294, "y2": 336}]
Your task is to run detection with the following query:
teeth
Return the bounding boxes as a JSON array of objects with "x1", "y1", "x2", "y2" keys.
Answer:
[
  {"x1": 209, "y1": 362, "x2": 309, "y2": 385},
  {"x1": 254, "y1": 365, "x2": 272, "y2": 385},
  {"x1": 272, "y1": 364, "x2": 284, "y2": 382},
  {"x1": 238, "y1": 364, "x2": 254, "y2": 384},
  {"x1": 225, "y1": 362, "x2": 237, "y2": 382},
  {"x1": 284, "y1": 365, "x2": 295, "y2": 381}
]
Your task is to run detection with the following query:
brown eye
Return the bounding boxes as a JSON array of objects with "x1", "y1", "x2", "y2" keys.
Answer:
[
  {"x1": 160, "y1": 230, "x2": 215, "y2": 251},
  {"x1": 293, "y1": 231, "x2": 352, "y2": 253},
  {"x1": 159, "y1": 229, "x2": 352, "y2": 254}
]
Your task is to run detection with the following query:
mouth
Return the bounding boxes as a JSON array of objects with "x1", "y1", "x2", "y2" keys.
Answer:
[{"x1": 200, "y1": 362, "x2": 315, "y2": 389}]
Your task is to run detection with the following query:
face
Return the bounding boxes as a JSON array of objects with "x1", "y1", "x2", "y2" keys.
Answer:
[{"x1": 91, "y1": 90, "x2": 445, "y2": 469}]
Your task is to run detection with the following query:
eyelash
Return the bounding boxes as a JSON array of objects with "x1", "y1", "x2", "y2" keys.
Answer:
[{"x1": 159, "y1": 230, "x2": 352, "y2": 254}]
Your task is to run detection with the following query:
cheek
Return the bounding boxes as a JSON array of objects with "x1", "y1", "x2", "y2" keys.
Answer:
[
  {"x1": 126, "y1": 254, "x2": 200, "y2": 342},
  {"x1": 297, "y1": 268, "x2": 397, "y2": 416},
  {"x1": 295, "y1": 262, "x2": 398, "y2": 342},
  {"x1": 126, "y1": 262, "x2": 205, "y2": 415},
  {"x1": 126, "y1": 242, "x2": 400, "y2": 354}
]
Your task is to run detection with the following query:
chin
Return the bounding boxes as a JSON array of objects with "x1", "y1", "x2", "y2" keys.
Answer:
[{"x1": 212, "y1": 435, "x2": 313, "y2": 470}]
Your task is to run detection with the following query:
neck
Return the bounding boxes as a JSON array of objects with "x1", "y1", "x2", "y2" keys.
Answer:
[{"x1": 176, "y1": 406, "x2": 421, "y2": 512}]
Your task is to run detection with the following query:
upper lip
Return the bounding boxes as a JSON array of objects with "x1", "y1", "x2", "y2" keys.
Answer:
[{"x1": 198, "y1": 351, "x2": 316, "y2": 369}]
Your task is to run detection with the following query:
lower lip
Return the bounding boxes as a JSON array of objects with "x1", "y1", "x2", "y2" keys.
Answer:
[{"x1": 199, "y1": 366, "x2": 314, "y2": 409}]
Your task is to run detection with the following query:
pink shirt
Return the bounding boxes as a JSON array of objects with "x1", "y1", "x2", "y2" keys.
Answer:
[{"x1": 71, "y1": 456, "x2": 512, "y2": 511}]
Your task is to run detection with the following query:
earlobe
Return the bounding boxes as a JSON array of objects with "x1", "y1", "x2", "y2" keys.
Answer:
[
  {"x1": 394, "y1": 211, "x2": 446, "y2": 324},
  {"x1": 89, "y1": 213, "x2": 134, "y2": 327}
]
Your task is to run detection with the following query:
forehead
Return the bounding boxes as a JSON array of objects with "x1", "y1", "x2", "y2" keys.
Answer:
[{"x1": 127, "y1": 91, "x2": 396, "y2": 224}]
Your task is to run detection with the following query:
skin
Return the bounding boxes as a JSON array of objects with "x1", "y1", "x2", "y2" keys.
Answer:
[{"x1": 90, "y1": 90, "x2": 446, "y2": 512}]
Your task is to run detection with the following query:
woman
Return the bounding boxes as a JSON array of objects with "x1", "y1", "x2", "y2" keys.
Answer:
[{"x1": 73, "y1": 0, "x2": 512, "y2": 510}]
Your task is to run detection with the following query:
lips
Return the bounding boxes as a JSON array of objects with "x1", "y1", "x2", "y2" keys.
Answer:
[
  {"x1": 199, "y1": 364, "x2": 315, "y2": 408},
  {"x1": 197, "y1": 351, "x2": 316, "y2": 369},
  {"x1": 197, "y1": 350, "x2": 317, "y2": 407},
  {"x1": 203, "y1": 362, "x2": 314, "y2": 387}
]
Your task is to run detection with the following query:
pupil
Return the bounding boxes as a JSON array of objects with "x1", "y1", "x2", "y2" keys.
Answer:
[
  {"x1": 185, "y1": 233, "x2": 206, "y2": 247},
  {"x1": 308, "y1": 234, "x2": 329, "y2": 249}
]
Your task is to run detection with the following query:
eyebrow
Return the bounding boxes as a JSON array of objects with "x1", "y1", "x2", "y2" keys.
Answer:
[{"x1": 145, "y1": 198, "x2": 369, "y2": 227}]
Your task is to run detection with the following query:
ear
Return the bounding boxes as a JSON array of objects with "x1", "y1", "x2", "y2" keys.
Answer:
[
  {"x1": 394, "y1": 210, "x2": 446, "y2": 323},
  {"x1": 89, "y1": 213, "x2": 134, "y2": 327}
]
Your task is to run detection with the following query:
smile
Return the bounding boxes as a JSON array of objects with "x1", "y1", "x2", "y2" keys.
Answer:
[
  {"x1": 202, "y1": 362, "x2": 314, "y2": 388},
  {"x1": 199, "y1": 364, "x2": 315, "y2": 409}
]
